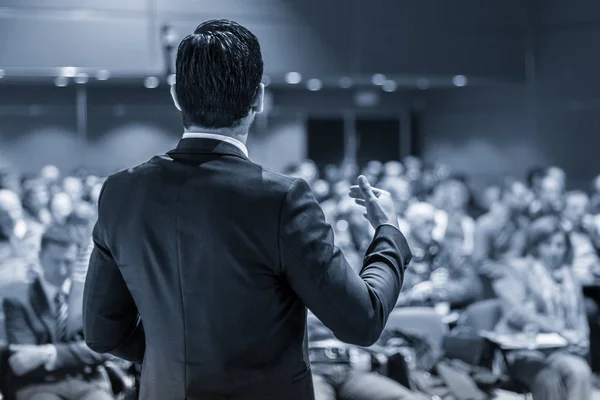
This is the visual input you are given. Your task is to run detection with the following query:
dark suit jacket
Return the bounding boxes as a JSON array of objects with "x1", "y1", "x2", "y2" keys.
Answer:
[
  {"x1": 2, "y1": 278, "x2": 108, "y2": 391},
  {"x1": 82, "y1": 138, "x2": 412, "y2": 400}
]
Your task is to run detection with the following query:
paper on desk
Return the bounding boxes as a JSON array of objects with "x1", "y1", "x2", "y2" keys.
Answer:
[{"x1": 480, "y1": 331, "x2": 568, "y2": 350}]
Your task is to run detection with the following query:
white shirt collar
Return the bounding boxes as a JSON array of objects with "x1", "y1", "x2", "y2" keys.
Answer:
[{"x1": 182, "y1": 132, "x2": 248, "y2": 158}]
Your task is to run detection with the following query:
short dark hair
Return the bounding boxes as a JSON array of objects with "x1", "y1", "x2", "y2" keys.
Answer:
[
  {"x1": 525, "y1": 215, "x2": 573, "y2": 264},
  {"x1": 41, "y1": 224, "x2": 76, "y2": 251},
  {"x1": 174, "y1": 19, "x2": 264, "y2": 129}
]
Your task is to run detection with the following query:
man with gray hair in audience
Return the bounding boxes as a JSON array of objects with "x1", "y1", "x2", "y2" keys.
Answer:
[{"x1": 397, "y1": 202, "x2": 482, "y2": 309}]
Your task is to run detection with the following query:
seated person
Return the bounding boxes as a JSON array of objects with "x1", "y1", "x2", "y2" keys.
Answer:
[
  {"x1": 308, "y1": 312, "x2": 428, "y2": 400},
  {"x1": 472, "y1": 179, "x2": 531, "y2": 282},
  {"x1": 492, "y1": 216, "x2": 592, "y2": 400},
  {"x1": 562, "y1": 191, "x2": 600, "y2": 284},
  {"x1": 397, "y1": 202, "x2": 482, "y2": 309},
  {"x1": 3, "y1": 224, "x2": 115, "y2": 400}
]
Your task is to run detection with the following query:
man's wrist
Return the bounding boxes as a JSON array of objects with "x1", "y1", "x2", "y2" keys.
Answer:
[{"x1": 42, "y1": 344, "x2": 58, "y2": 371}]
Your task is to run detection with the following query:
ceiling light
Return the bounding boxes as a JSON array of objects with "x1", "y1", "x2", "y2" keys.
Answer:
[
  {"x1": 285, "y1": 72, "x2": 302, "y2": 84},
  {"x1": 144, "y1": 76, "x2": 159, "y2": 89},
  {"x1": 452, "y1": 75, "x2": 468, "y2": 87},
  {"x1": 307, "y1": 79, "x2": 323, "y2": 91},
  {"x1": 371, "y1": 74, "x2": 386, "y2": 86},
  {"x1": 54, "y1": 76, "x2": 69, "y2": 87}
]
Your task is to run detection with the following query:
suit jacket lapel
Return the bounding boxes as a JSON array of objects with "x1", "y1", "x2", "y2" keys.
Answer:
[{"x1": 30, "y1": 278, "x2": 56, "y2": 343}]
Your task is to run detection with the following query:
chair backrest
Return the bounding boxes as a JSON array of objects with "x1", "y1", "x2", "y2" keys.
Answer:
[
  {"x1": 386, "y1": 307, "x2": 448, "y2": 353},
  {"x1": 458, "y1": 299, "x2": 503, "y2": 332}
]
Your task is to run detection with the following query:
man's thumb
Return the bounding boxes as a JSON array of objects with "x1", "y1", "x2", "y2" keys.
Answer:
[{"x1": 358, "y1": 175, "x2": 375, "y2": 199}]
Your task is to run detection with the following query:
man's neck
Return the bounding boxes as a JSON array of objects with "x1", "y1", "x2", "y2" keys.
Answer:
[{"x1": 185, "y1": 125, "x2": 248, "y2": 145}]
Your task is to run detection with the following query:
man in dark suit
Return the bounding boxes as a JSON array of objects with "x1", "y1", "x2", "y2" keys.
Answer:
[
  {"x1": 82, "y1": 19, "x2": 412, "y2": 400},
  {"x1": 3, "y1": 224, "x2": 114, "y2": 400}
]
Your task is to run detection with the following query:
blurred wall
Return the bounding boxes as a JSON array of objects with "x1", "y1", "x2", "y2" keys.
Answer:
[
  {"x1": 417, "y1": 0, "x2": 600, "y2": 190},
  {"x1": 0, "y1": 0, "x2": 527, "y2": 80},
  {"x1": 0, "y1": 86, "x2": 307, "y2": 175}
]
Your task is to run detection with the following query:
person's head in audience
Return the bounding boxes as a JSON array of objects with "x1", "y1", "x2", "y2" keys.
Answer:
[
  {"x1": 499, "y1": 178, "x2": 531, "y2": 215},
  {"x1": 383, "y1": 161, "x2": 404, "y2": 179},
  {"x1": 170, "y1": 19, "x2": 264, "y2": 142},
  {"x1": 331, "y1": 180, "x2": 351, "y2": 200},
  {"x1": 547, "y1": 166, "x2": 566, "y2": 190},
  {"x1": 297, "y1": 160, "x2": 319, "y2": 185},
  {"x1": 525, "y1": 215, "x2": 572, "y2": 270},
  {"x1": 432, "y1": 178, "x2": 469, "y2": 215},
  {"x1": 0, "y1": 189, "x2": 24, "y2": 223},
  {"x1": 39, "y1": 224, "x2": 77, "y2": 288},
  {"x1": 539, "y1": 173, "x2": 565, "y2": 213},
  {"x1": 339, "y1": 162, "x2": 359, "y2": 181},
  {"x1": 66, "y1": 202, "x2": 97, "y2": 249},
  {"x1": 482, "y1": 185, "x2": 501, "y2": 211},
  {"x1": 362, "y1": 161, "x2": 383, "y2": 184},
  {"x1": 403, "y1": 156, "x2": 422, "y2": 173},
  {"x1": 0, "y1": 189, "x2": 27, "y2": 240},
  {"x1": 563, "y1": 191, "x2": 590, "y2": 228},
  {"x1": 63, "y1": 176, "x2": 84, "y2": 202},
  {"x1": 323, "y1": 164, "x2": 339, "y2": 183},
  {"x1": 380, "y1": 177, "x2": 413, "y2": 216},
  {"x1": 405, "y1": 202, "x2": 437, "y2": 246},
  {"x1": 311, "y1": 179, "x2": 330, "y2": 202},
  {"x1": 21, "y1": 178, "x2": 50, "y2": 217},
  {"x1": 526, "y1": 166, "x2": 547, "y2": 195},
  {"x1": 49, "y1": 192, "x2": 73, "y2": 224},
  {"x1": 40, "y1": 164, "x2": 61, "y2": 184}
]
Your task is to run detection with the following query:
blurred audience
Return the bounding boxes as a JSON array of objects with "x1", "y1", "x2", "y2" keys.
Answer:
[{"x1": 3, "y1": 156, "x2": 600, "y2": 399}]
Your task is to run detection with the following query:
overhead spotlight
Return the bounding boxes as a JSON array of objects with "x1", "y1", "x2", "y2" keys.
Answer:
[
  {"x1": 382, "y1": 80, "x2": 397, "y2": 92},
  {"x1": 262, "y1": 75, "x2": 271, "y2": 87},
  {"x1": 144, "y1": 76, "x2": 160, "y2": 89},
  {"x1": 96, "y1": 70, "x2": 110, "y2": 81},
  {"x1": 338, "y1": 76, "x2": 353, "y2": 89},
  {"x1": 371, "y1": 73, "x2": 386, "y2": 86},
  {"x1": 452, "y1": 75, "x2": 468, "y2": 87},
  {"x1": 62, "y1": 67, "x2": 77, "y2": 78},
  {"x1": 54, "y1": 76, "x2": 69, "y2": 87},
  {"x1": 167, "y1": 74, "x2": 176, "y2": 86},
  {"x1": 416, "y1": 78, "x2": 430, "y2": 89},
  {"x1": 0, "y1": 69, "x2": 5, "y2": 79},
  {"x1": 307, "y1": 78, "x2": 323, "y2": 91},
  {"x1": 285, "y1": 72, "x2": 302, "y2": 84},
  {"x1": 74, "y1": 73, "x2": 89, "y2": 84}
]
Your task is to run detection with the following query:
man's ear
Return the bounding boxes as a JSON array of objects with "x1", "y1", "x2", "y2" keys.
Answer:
[
  {"x1": 252, "y1": 83, "x2": 265, "y2": 114},
  {"x1": 170, "y1": 84, "x2": 182, "y2": 112}
]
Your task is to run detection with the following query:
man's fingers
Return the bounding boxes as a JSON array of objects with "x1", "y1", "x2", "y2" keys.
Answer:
[
  {"x1": 357, "y1": 176, "x2": 377, "y2": 200},
  {"x1": 350, "y1": 185, "x2": 384, "y2": 198},
  {"x1": 354, "y1": 199, "x2": 366, "y2": 207}
]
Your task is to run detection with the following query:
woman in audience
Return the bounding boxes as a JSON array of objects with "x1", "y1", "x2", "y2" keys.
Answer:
[{"x1": 493, "y1": 215, "x2": 592, "y2": 400}]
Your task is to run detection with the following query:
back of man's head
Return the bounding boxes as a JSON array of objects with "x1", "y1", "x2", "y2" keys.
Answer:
[{"x1": 174, "y1": 19, "x2": 264, "y2": 129}]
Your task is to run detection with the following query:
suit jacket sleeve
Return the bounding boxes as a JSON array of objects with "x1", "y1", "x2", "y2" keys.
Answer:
[
  {"x1": 82, "y1": 179, "x2": 146, "y2": 364},
  {"x1": 3, "y1": 298, "x2": 39, "y2": 345},
  {"x1": 279, "y1": 179, "x2": 412, "y2": 347}
]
